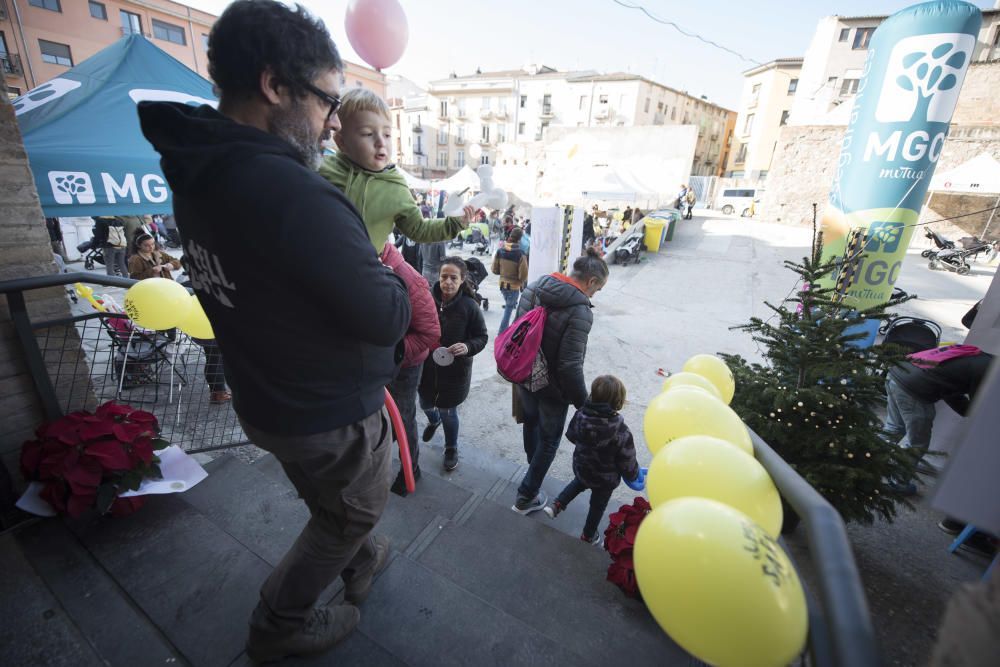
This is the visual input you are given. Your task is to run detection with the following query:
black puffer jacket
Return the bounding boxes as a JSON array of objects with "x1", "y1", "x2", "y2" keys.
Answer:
[
  {"x1": 566, "y1": 401, "x2": 640, "y2": 490},
  {"x1": 516, "y1": 274, "x2": 594, "y2": 408},
  {"x1": 418, "y1": 284, "x2": 489, "y2": 409}
]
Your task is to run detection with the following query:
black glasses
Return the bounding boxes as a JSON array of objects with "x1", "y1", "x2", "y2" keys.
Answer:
[{"x1": 302, "y1": 82, "x2": 341, "y2": 121}]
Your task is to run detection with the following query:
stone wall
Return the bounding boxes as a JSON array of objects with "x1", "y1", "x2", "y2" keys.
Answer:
[
  {"x1": 0, "y1": 86, "x2": 83, "y2": 525},
  {"x1": 757, "y1": 62, "x2": 1000, "y2": 240}
]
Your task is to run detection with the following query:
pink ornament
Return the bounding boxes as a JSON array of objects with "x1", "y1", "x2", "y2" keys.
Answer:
[{"x1": 344, "y1": 0, "x2": 409, "y2": 71}]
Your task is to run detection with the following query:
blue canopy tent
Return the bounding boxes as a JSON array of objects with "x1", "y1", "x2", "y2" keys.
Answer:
[{"x1": 14, "y1": 35, "x2": 216, "y2": 217}]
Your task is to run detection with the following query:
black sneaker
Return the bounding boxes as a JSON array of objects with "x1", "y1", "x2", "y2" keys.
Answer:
[
  {"x1": 511, "y1": 491, "x2": 548, "y2": 515},
  {"x1": 390, "y1": 466, "x2": 421, "y2": 497},
  {"x1": 581, "y1": 532, "x2": 603, "y2": 547},
  {"x1": 422, "y1": 421, "x2": 440, "y2": 442},
  {"x1": 443, "y1": 447, "x2": 458, "y2": 471}
]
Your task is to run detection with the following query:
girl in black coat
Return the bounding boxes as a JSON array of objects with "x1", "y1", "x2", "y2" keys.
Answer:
[{"x1": 419, "y1": 257, "x2": 489, "y2": 471}]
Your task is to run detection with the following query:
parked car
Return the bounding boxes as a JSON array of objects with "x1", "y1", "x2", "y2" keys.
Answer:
[{"x1": 717, "y1": 188, "x2": 763, "y2": 217}]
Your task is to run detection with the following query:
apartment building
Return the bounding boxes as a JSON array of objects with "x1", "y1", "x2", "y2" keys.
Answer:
[
  {"x1": 1, "y1": 0, "x2": 383, "y2": 99},
  {"x1": 788, "y1": 8, "x2": 1000, "y2": 127},
  {"x1": 391, "y1": 65, "x2": 734, "y2": 179},
  {"x1": 725, "y1": 58, "x2": 802, "y2": 179}
]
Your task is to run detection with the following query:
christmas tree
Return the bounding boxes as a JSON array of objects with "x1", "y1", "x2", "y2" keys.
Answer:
[{"x1": 721, "y1": 231, "x2": 920, "y2": 525}]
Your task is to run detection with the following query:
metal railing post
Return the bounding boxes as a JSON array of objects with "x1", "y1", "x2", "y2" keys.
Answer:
[{"x1": 6, "y1": 290, "x2": 62, "y2": 422}]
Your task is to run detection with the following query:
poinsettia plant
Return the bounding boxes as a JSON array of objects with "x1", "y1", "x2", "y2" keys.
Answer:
[
  {"x1": 603, "y1": 496, "x2": 651, "y2": 599},
  {"x1": 20, "y1": 401, "x2": 169, "y2": 518}
]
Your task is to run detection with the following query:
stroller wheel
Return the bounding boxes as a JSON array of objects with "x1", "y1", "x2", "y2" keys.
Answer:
[
  {"x1": 928, "y1": 260, "x2": 938, "y2": 270},
  {"x1": 920, "y1": 249, "x2": 933, "y2": 258},
  {"x1": 84, "y1": 258, "x2": 95, "y2": 270},
  {"x1": 957, "y1": 264, "x2": 971, "y2": 276}
]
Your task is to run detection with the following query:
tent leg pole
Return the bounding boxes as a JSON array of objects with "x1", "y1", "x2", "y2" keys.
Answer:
[{"x1": 981, "y1": 196, "x2": 999, "y2": 239}]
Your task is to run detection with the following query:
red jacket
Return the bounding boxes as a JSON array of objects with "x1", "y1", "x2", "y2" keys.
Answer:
[{"x1": 382, "y1": 243, "x2": 441, "y2": 368}]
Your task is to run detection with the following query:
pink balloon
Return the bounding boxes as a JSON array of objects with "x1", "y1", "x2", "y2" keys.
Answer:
[{"x1": 345, "y1": 0, "x2": 409, "y2": 71}]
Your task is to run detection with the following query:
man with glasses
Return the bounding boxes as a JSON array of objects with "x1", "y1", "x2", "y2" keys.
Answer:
[{"x1": 138, "y1": 1, "x2": 410, "y2": 661}]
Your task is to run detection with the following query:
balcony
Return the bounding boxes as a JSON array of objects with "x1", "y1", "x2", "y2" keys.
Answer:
[
  {"x1": 2, "y1": 53, "x2": 23, "y2": 77},
  {"x1": 456, "y1": 108, "x2": 467, "y2": 119},
  {"x1": 539, "y1": 106, "x2": 554, "y2": 118},
  {"x1": 479, "y1": 137, "x2": 492, "y2": 145},
  {"x1": 455, "y1": 137, "x2": 465, "y2": 145},
  {"x1": 411, "y1": 124, "x2": 423, "y2": 133},
  {"x1": 479, "y1": 109, "x2": 493, "y2": 120},
  {"x1": 437, "y1": 135, "x2": 449, "y2": 145},
  {"x1": 495, "y1": 109, "x2": 508, "y2": 119},
  {"x1": 594, "y1": 108, "x2": 609, "y2": 120}
]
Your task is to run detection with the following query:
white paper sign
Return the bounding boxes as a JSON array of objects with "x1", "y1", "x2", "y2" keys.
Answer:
[
  {"x1": 120, "y1": 445, "x2": 208, "y2": 497},
  {"x1": 527, "y1": 206, "x2": 563, "y2": 286}
]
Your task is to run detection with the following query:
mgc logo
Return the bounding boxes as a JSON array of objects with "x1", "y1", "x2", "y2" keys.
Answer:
[{"x1": 875, "y1": 33, "x2": 974, "y2": 124}]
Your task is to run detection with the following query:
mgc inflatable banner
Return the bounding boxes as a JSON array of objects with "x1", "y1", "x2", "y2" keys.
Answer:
[{"x1": 818, "y1": 1, "x2": 982, "y2": 309}]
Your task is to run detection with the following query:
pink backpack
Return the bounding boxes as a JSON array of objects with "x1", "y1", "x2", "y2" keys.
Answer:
[
  {"x1": 908, "y1": 344, "x2": 981, "y2": 368},
  {"x1": 495, "y1": 306, "x2": 550, "y2": 390}
]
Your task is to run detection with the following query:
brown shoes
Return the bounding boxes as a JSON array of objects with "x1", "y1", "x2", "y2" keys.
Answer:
[
  {"x1": 246, "y1": 604, "x2": 360, "y2": 664},
  {"x1": 343, "y1": 535, "x2": 391, "y2": 605}
]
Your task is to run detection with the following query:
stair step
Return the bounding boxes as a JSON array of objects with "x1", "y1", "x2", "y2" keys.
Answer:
[
  {"x1": 67, "y1": 494, "x2": 272, "y2": 666},
  {"x1": 357, "y1": 555, "x2": 585, "y2": 666},
  {"x1": 414, "y1": 500, "x2": 686, "y2": 665},
  {"x1": 228, "y1": 627, "x2": 407, "y2": 667},
  {"x1": 14, "y1": 520, "x2": 182, "y2": 665},
  {"x1": 0, "y1": 532, "x2": 104, "y2": 667}
]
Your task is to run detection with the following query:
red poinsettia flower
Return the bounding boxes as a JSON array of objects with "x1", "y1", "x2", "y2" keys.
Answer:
[
  {"x1": 109, "y1": 496, "x2": 146, "y2": 517},
  {"x1": 126, "y1": 409, "x2": 158, "y2": 428},
  {"x1": 20, "y1": 440, "x2": 43, "y2": 479},
  {"x1": 64, "y1": 456, "x2": 102, "y2": 495},
  {"x1": 95, "y1": 402, "x2": 133, "y2": 420},
  {"x1": 130, "y1": 437, "x2": 154, "y2": 466},
  {"x1": 607, "y1": 558, "x2": 641, "y2": 598},
  {"x1": 79, "y1": 420, "x2": 115, "y2": 441},
  {"x1": 40, "y1": 480, "x2": 69, "y2": 513}
]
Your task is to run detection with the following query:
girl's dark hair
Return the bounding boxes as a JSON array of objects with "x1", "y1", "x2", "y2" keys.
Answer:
[
  {"x1": 591, "y1": 375, "x2": 626, "y2": 411},
  {"x1": 440, "y1": 256, "x2": 477, "y2": 297},
  {"x1": 208, "y1": 0, "x2": 343, "y2": 102},
  {"x1": 509, "y1": 227, "x2": 523, "y2": 242},
  {"x1": 134, "y1": 233, "x2": 154, "y2": 252},
  {"x1": 571, "y1": 247, "x2": 609, "y2": 283}
]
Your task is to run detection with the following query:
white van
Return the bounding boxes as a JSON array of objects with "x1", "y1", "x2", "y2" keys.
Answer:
[{"x1": 717, "y1": 188, "x2": 762, "y2": 217}]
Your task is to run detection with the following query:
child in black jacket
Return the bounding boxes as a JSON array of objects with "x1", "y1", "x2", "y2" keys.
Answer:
[{"x1": 544, "y1": 375, "x2": 646, "y2": 545}]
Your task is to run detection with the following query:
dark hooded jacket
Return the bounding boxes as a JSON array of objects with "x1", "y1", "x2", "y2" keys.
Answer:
[
  {"x1": 137, "y1": 102, "x2": 410, "y2": 436},
  {"x1": 418, "y1": 283, "x2": 488, "y2": 409},
  {"x1": 516, "y1": 274, "x2": 594, "y2": 408},
  {"x1": 566, "y1": 400, "x2": 640, "y2": 490}
]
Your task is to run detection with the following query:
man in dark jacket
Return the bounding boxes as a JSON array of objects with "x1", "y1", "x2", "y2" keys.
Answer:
[
  {"x1": 138, "y1": 2, "x2": 410, "y2": 662},
  {"x1": 884, "y1": 347, "x2": 994, "y2": 494},
  {"x1": 511, "y1": 249, "x2": 608, "y2": 515}
]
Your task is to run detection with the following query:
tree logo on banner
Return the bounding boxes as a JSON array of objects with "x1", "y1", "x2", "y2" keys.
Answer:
[
  {"x1": 12, "y1": 78, "x2": 82, "y2": 116},
  {"x1": 876, "y1": 33, "x2": 974, "y2": 123},
  {"x1": 48, "y1": 171, "x2": 96, "y2": 205}
]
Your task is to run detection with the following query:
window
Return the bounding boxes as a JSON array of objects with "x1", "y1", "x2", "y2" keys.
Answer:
[
  {"x1": 599, "y1": 94, "x2": 608, "y2": 104},
  {"x1": 0, "y1": 31, "x2": 7, "y2": 56},
  {"x1": 853, "y1": 27, "x2": 875, "y2": 50},
  {"x1": 481, "y1": 96, "x2": 491, "y2": 110},
  {"x1": 438, "y1": 127, "x2": 448, "y2": 144},
  {"x1": 518, "y1": 122, "x2": 525, "y2": 135},
  {"x1": 657, "y1": 101, "x2": 664, "y2": 112},
  {"x1": 838, "y1": 28, "x2": 850, "y2": 42},
  {"x1": 780, "y1": 110, "x2": 790, "y2": 126},
  {"x1": 497, "y1": 123, "x2": 506, "y2": 143},
  {"x1": 457, "y1": 125, "x2": 465, "y2": 143},
  {"x1": 750, "y1": 83, "x2": 761, "y2": 104},
  {"x1": 535, "y1": 120, "x2": 549, "y2": 141},
  {"x1": 644, "y1": 97, "x2": 650, "y2": 113},
  {"x1": 671, "y1": 107, "x2": 676, "y2": 120},
  {"x1": 8, "y1": 86, "x2": 22, "y2": 97},
  {"x1": 439, "y1": 100, "x2": 448, "y2": 117},
  {"x1": 827, "y1": 76, "x2": 838, "y2": 88},
  {"x1": 29, "y1": 0, "x2": 61, "y2": 12},
  {"x1": 202, "y1": 34, "x2": 209, "y2": 51},
  {"x1": 456, "y1": 150, "x2": 465, "y2": 168},
  {"x1": 481, "y1": 124, "x2": 490, "y2": 142},
  {"x1": 840, "y1": 78, "x2": 860, "y2": 96},
  {"x1": 414, "y1": 136, "x2": 423, "y2": 155},
  {"x1": 121, "y1": 10, "x2": 142, "y2": 35},
  {"x1": 579, "y1": 95, "x2": 587, "y2": 110},
  {"x1": 89, "y1": 1, "x2": 107, "y2": 20},
  {"x1": 39, "y1": 39, "x2": 72, "y2": 66},
  {"x1": 542, "y1": 93, "x2": 551, "y2": 114},
  {"x1": 480, "y1": 154, "x2": 489, "y2": 165},
  {"x1": 437, "y1": 151, "x2": 448, "y2": 168},
  {"x1": 519, "y1": 95, "x2": 527, "y2": 108},
  {"x1": 734, "y1": 144, "x2": 748, "y2": 164},
  {"x1": 787, "y1": 78, "x2": 798, "y2": 94},
  {"x1": 743, "y1": 113, "x2": 755, "y2": 135},
  {"x1": 152, "y1": 19, "x2": 186, "y2": 45}
]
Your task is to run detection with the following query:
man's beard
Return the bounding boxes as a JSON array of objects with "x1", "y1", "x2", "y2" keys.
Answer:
[{"x1": 268, "y1": 98, "x2": 323, "y2": 170}]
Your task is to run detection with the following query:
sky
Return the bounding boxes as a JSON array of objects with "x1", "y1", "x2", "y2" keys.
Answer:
[{"x1": 184, "y1": 0, "x2": 997, "y2": 109}]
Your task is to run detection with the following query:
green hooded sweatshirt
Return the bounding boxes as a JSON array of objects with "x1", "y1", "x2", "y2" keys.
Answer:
[{"x1": 318, "y1": 152, "x2": 466, "y2": 250}]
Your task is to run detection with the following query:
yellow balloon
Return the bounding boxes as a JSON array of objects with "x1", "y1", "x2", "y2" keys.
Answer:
[
  {"x1": 634, "y1": 498, "x2": 807, "y2": 667},
  {"x1": 177, "y1": 295, "x2": 215, "y2": 339},
  {"x1": 124, "y1": 278, "x2": 191, "y2": 330},
  {"x1": 646, "y1": 435, "x2": 782, "y2": 536},
  {"x1": 682, "y1": 354, "x2": 736, "y2": 404},
  {"x1": 643, "y1": 386, "x2": 752, "y2": 456},
  {"x1": 661, "y1": 371, "x2": 722, "y2": 400}
]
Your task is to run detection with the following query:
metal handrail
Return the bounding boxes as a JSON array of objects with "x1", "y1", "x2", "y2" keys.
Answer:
[
  {"x1": 0, "y1": 272, "x2": 137, "y2": 295},
  {"x1": 751, "y1": 429, "x2": 880, "y2": 667}
]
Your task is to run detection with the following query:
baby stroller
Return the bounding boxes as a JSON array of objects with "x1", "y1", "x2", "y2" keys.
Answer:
[
  {"x1": 879, "y1": 316, "x2": 941, "y2": 353},
  {"x1": 76, "y1": 238, "x2": 105, "y2": 271},
  {"x1": 614, "y1": 234, "x2": 645, "y2": 266},
  {"x1": 463, "y1": 256, "x2": 489, "y2": 311},
  {"x1": 466, "y1": 225, "x2": 490, "y2": 256},
  {"x1": 920, "y1": 228, "x2": 955, "y2": 258},
  {"x1": 929, "y1": 237, "x2": 999, "y2": 275}
]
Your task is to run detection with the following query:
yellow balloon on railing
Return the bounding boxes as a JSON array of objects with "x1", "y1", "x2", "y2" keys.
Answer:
[
  {"x1": 177, "y1": 294, "x2": 215, "y2": 339},
  {"x1": 682, "y1": 354, "x2": 736, "y2": 404},
  {"x1": 634, "y1": 498, "x2": 807, "y2": 667},
  {"x1": 124, "y1": 278, "x2": 191, "y2": 330},
  {"x1": 74, "y1": 283, "x2": 106, "y2": 312},
  {"x1": 643, "y1": 386, "x2": 752, "y2": 456},
  {"x1": 646, "y1": 435, "x2": 782, "y2": 536}
]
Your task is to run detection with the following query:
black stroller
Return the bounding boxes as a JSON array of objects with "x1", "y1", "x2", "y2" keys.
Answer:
[
  {"x1": 879, "y1": 316, "x2": 941, "y2": 353},
  {"x1": 463, "y1": 257, "x2": 489, "y2": 311},
  {"x1": 76, "y1": 238, "x2": 105, "y2": 270},
  {"x1": 920, "y1": 228, "x2": 955, "y2": 258},
  {"x1": 929, "y1": 237, "x2": 999, "y2": 275},
  {"x1": 614, "y1": 234, "x2": 645, "y2": 266}
]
